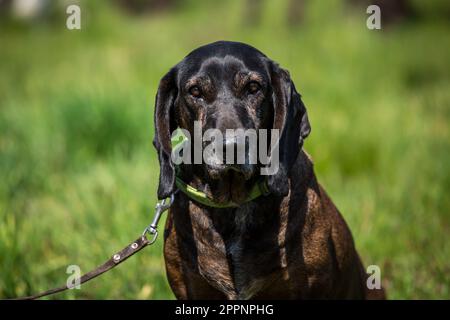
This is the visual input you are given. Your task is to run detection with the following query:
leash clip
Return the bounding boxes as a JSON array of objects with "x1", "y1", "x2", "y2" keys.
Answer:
[{"x1": 142, "y1": 193, "x2": 175, "y2": 244}]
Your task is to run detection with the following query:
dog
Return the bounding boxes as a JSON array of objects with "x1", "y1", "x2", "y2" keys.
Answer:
[{"x1": 153, "y1": 41, "x2": 385, "y2": 299}]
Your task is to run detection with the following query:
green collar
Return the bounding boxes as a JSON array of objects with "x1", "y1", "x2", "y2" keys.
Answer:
[{"x1": 175, "y1": 174, "x2": 270, "y2": 208}]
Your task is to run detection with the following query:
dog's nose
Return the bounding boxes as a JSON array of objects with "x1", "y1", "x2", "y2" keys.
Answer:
[
  {"x1": 223, "y1": 136, "x2": 247, "y2": 164},
  {"x1": 202, "y1": 135, "x2": 255, "y2": 180},
  {"x1": 223, "y1": 136, "x2": 237, "y2": 154},
  {"x1": 223, "y1": 136, "x2": 255, "y2": 179}
]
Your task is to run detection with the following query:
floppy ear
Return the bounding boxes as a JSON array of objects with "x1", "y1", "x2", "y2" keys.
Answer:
[
  {"x1": 266, "y1": 61, "x2": 311, "y2": 197},
  {"x1": 153, "y1": 68, "x2": 178, "y2": 199}
]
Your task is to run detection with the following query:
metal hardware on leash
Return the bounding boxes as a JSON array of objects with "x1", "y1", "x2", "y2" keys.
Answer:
[{"x1": 142, "y1": 193, "x2": 175, "y2": 244}]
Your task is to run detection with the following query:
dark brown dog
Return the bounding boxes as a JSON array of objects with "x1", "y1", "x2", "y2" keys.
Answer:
[{"x1": 153, "y1": 41, "x2": 385, "y2": 299}]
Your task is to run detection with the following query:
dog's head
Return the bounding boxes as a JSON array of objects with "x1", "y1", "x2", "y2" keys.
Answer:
[{"x1": 153, "y1": 41, "x2": 310, "y2": 203}]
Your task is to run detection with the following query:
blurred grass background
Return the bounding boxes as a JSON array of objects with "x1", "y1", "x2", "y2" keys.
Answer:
[{"x1": 0, "y1": 0, "x2": 449, "y2": 299}]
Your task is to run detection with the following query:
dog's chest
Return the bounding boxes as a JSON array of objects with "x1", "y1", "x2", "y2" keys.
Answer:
[
  {"x1": 193, "y1": 203, "x2": 278, "y2": 299},
  {"x1": 226, "y1": 208, "x2": 260, "y2": 299}
]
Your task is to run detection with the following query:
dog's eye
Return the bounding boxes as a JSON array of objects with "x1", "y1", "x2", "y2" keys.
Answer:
[
  {"x1": 247, "y1": 81, "x2": 261, "y2": 94},
  {"x1": 189, "y1": 86, "x2": 202, "y2": 98}
]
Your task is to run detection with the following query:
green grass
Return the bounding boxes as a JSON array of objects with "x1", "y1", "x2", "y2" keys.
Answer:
[{"x1": 0, "y1": 0, "x2": 449, "y2": 299}]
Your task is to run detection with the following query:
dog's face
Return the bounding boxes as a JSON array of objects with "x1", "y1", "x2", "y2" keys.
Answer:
[
  {"x1": 176, "y1": 45, "x2": 274, "y2": 183},
  {"x1": 154, "y1": 41, "x2": 311, "y2": 202}
]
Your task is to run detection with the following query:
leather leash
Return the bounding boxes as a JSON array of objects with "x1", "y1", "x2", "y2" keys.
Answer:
[{"x1": 16, "y1": 194, "x2": 175, "y2": 300}]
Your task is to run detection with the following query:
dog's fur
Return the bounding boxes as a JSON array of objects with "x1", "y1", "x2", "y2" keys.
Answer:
[{"x1": 153, "y1": 41, "x2": 385, "y2": 299}]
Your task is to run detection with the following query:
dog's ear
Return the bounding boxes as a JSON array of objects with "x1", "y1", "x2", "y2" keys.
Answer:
[
  {"x1": 153, "y1": 68, "x2": 178, "y2": 199},
  {"x1": 266, "y1": 60, "x2": 311, "y2": 197}
]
